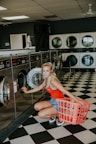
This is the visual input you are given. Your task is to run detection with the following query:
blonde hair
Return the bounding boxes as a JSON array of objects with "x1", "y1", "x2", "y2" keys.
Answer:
[{"x1": 42, "y1": 62, "x2": 54, "y2": 71}]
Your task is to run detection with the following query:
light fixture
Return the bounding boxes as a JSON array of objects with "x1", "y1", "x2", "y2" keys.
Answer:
[
  {"x1": 0, "y1": 6, "x2": 7, "y2": 10},
  {"x1": 2, "y1": 15, "x2": 29, "y2": 20}
]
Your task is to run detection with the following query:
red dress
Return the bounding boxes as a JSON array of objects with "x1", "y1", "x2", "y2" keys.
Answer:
[{"x1": 46, "y1": 86, "x2": 64, "y2": 99}]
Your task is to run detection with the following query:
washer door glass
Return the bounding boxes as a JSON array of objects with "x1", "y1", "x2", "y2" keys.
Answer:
[
  {"x1": 66, "y1": 55, "x2": 77, "y2": 66},
  {"x1": 0, "y1": 76, "x2": 10, "y2": 105},
  {"x1": 27, "y1": 68, "x2": 42, "y2": 88},
  {"x1": 32, "y1": 73, "x2": 42, "y2": 87},
  {"x1": 52, "y1": 37, "x2": 62, "y2": 48},
  {"x1": 66, "y1": 36, "x2": 77, "y2": 48},
  {"x1": 82, "y1": 35, "x2": 94, "y2": 47},
  {"x1": 17, "y1": 70, "x2": 27, "y2": 88},
  {"x1": 82, "y1": 55, "x2": 94, "y2": 66}
]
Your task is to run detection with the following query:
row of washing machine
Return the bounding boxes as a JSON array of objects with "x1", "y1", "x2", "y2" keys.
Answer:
[
  {"x1": 0, "y1": 50, "x2": 57, "y2": 133},
  {"x1": 49, "y1": 32, "x2": 96, "y2": 49},
  {"x1": 0, "y1": 50, "x2": 58, "y2": 106},
  {"x1": 61, "y1": 52, "x2": 96, "y2": 69}
]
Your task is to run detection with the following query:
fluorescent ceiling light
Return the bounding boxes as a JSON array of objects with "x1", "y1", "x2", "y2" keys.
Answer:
[
  {"x1": 2, "y1": 15, "x2": 29, "y2": 20},
  {"x1": 0, "y1": 6, "x2": 7, "y2": 10}
]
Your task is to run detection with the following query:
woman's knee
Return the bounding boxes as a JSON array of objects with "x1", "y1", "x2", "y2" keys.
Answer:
[
  {"x1": 34, "y1": 102, "x2": 42, "y2": 111},
  {"x1": 38, "y1": 111, "x2": 46, "y2": 118},
  {"x1": 34, "y1": 103, "x2": 39, "y2": 111}
]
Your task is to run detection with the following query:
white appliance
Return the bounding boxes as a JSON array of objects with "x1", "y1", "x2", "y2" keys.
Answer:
[
  {"x1": 79, "y1": 32, "x2": 96, "y2": 48},
  {"x1": 10, "y1": 33, "x2": 27, "y2": 49},
  {"x1": 0, "y1": 49, "x2": 35, "y2": 57},
  {"x1": 80, "y1": 52, "x2": 96, "y2": 68},
  {"x1": 49, "y1": 34, "x2": 64, "y2": 49},
  {"x1": 62, "y1": 52, "x2": 80, "y2": 68},
  {"x1": 64, "y1": 33, "x2": 80, "y2": 49}
]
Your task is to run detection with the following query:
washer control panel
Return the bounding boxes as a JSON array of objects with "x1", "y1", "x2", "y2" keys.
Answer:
[
  {"x1": 0, "y1": 56, "x2": 29, "y2": 70},
  {"x1": 0, "y1": 53, "x2": 42, "y2": 70}
]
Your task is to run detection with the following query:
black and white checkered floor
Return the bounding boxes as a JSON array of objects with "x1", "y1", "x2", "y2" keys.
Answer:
[{"x1": 3, "y1": 71, "x2": 96, "y2": 144}]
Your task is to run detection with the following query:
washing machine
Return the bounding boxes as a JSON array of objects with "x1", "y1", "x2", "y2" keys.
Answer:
[
  {"x1": 49, "y1": 34, "x2": 64, "y2": 49},
  {"x1": 64, "y1": 33, "x2": 80, "y2": 49},
  {"x1": 0, "y1": 54, "x2": 30, "y2": 100},
  {"x1": 0, "y1": 51, "x2": 43, "y2": 131},
  {"x1": 0, "y1": 54, "x2": 32, "y2": 132},
  {"x1": 62, "y1": 52, "x2": 80, "y2": 68},
  {"x1": 80, "y1": 52, "x2": 96, "y2": 68},
  {"x1": 79, "y1": 32, "x2": 96, "y2": 48},
  {"x1": 27, "y1": 52, "x2": 44, "y2": 87}
]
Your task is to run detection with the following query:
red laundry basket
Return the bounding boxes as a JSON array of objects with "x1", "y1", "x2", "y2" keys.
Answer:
[{"x1": 56, "y1": 98, "x2": 92, "y2": 125}]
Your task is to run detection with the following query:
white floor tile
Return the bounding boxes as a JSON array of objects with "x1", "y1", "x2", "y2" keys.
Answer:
[
  {"x1": 10, "y1": 135, "x2": 35, "y2": 144},
  {"x1": 24, "y1": 123, "x2": 46, "y2": 134},
  {"x1": 74, "y1": 130, "x2": 96, "y2": 144},
  {"x1": 48, "y1": 127, "x2": 71, "y2": 139},
  {"x1": 87, "y1": 111, "x2": 96, "y2": 119},
  {"x1": 80, "y1": 119, "x2": 96, "y2": 129}
]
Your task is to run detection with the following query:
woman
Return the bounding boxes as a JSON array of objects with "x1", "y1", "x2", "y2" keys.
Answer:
[{"x1": 21, "y1": 62, "x2": 81, "y2": 126}]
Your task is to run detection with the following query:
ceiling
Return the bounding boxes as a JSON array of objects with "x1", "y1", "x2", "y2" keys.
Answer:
[{"x1": 0, "y1": 0, "x2": 96, "y2": 25}]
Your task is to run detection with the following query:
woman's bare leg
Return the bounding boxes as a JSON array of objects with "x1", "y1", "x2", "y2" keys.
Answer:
[
  {"x1": 34, "y1": 100, "x2": 52, "y2": 111},
  {"x1": 38, "y1": 106, "x2": 58, "y2": 119}
]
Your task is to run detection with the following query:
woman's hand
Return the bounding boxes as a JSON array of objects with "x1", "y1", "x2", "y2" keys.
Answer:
[
  {"x1": 21, "y1": 86, "x2": 29, "y2": 94},
  {"x1": 74, "y1": 97, "x2": 85, "y2": 105}
]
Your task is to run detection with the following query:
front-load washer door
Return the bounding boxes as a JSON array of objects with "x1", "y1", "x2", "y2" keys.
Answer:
[
  {"x1": 27, "y1": 67, "x2": 42, "y2": 88},
  {"x1": 0, "y1": 76, "x2": 10, "y2": 105},
  {"x1": 80, "y1": 53, "x2": 96, "y2": 68}
]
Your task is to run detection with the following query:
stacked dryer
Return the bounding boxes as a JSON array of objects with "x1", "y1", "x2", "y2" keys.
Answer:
[
  {"x1": 49, "y1": 32, "x2": 96, "y2": 69},
  {"x1": 80, "y1": 52, "x2": 96, "y2": 69},
  {"x1": 79, "y1": 32, "x2": 96, "y2": 69},
  {"x1": 79, "y1": 32, "x2": 96, "y2": 48},
  {"x1": 62, "y1": 52, "x2": 80, "y2": 68},
  {"x1": 64, "y1": 33, "x2": 80, "y2": 49},
  {"x1": 49, "y1": 34, "x2": 64, "y2": 49}
]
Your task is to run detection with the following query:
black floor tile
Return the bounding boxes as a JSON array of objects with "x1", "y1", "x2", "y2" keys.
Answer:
[
  {"x1": 57, "y1": 135, "x2": 83, "y2": 144},
  {"x1": 22, "y1": 117, "x2": 38, "y2": 126},
  {"x1": 79, "y1": 95, "x2": 90, "y2": 99},
  {"x1": 64, "y1": 125, "x2": 86, "y2": 134},
  {"x1": 41, "y1": 121, "x2": 57, "y2": 130},
  {"x1": 90, "y1": 128, "x2": 96, "y2": 134},
  {"x1": 30, "y1": 131, "x2": 54, "y2": 143},
  {"x1": 9, "y1": 127, "x2": 28, "y2": 140}
]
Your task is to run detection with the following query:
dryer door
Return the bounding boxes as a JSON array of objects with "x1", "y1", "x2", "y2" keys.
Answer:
[
  {"x1": 82, "y1": 55, "x2": 94, "y2": 66},
  {"x1": 27, "y1": 68, "x2": 42, "y2": 88},
  {"x1": 52, "y1": 37, "x2": 62, "y2": 49},
  {"x1": 0, "y1": 76, "x2": 10, "y2": 105},
  {"x1": 66, "y1": 55, "x2": 77, "y2": 66},
  {"x1": 66, "y1": 36, "x2": 77, "y2": 48}
]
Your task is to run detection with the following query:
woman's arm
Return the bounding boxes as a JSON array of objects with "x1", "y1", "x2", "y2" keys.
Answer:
[
  {"x1": 51, "y1": 77, "x2": 81, "y2": 102},
  {"x1": 21, "y1": 80, "x2": 46, "y2": 94}
]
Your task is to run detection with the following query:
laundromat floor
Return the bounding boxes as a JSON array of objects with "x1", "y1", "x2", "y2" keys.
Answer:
[{"x1": 1, "y1": 71, "x2": 96, "y2": 144}]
